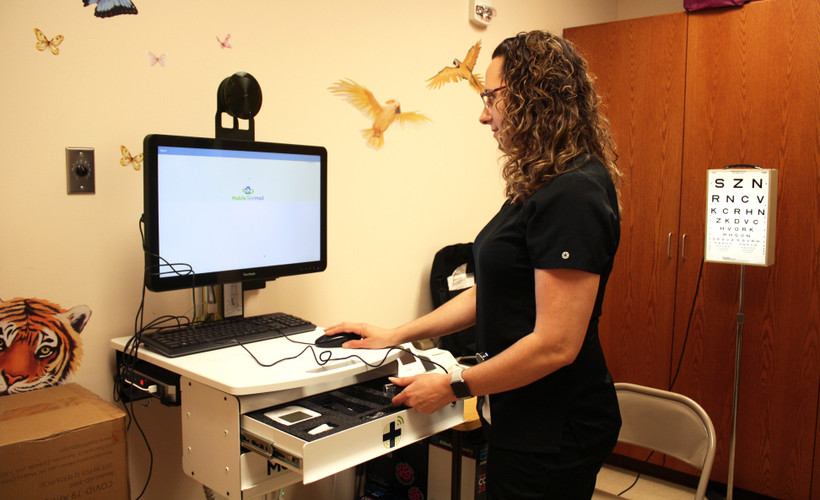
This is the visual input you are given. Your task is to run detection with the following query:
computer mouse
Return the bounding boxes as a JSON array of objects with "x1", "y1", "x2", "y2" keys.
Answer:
[{"x1": 314, "y1": 331, "x2": 362, "y2": 348}]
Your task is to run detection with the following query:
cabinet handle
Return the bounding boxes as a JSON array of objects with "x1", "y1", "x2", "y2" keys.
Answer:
[
  {"x1": 667, "y1": 232, "x2": 673, "y2": 258},
  {"x1": 681, "y1": 234, "x2": 687, "y2": 260}
]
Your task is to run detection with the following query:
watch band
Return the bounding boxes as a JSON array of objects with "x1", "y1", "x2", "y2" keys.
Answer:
[{"x1": 450, "y1": 368, "x2": 472, "y2": 399}]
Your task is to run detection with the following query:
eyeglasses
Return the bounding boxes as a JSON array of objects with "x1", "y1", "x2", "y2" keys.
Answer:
[{"x1": 480, "y1": 85, "x2": 506, "y2": 109}]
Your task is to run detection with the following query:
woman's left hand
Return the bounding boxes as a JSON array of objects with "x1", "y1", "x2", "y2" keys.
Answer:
[{"x1": 389, "y1": 373, "x2": 455, "y2": 414}]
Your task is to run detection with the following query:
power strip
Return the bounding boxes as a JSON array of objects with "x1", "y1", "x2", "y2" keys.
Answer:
[{"x1": 116, "y1": 351, "x2": 181, "y2": 406}]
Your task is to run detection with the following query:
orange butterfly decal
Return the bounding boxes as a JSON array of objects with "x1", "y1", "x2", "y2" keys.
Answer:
[
  {"x1": 120, "y1": 145, "x2": 143, "y2": 170},
  {"x1": 217, "y1": 34, "x2": 232, "y2": 49},
  {"x1": 34, "y1": 28, "x2": 63, "y2": 55}
]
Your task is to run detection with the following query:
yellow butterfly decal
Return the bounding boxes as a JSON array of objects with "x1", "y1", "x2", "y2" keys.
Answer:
[
  {"x1": 34, "y1": 28, "x2": 63, "y2": 56},
  {"x1": 120, "y1": 145, "x2": 144, "y2": 170}
]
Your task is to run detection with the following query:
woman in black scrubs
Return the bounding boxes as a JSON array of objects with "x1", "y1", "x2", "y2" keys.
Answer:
[{"x1": 326, "y1": 31, "x2": 622, "y2": 499}]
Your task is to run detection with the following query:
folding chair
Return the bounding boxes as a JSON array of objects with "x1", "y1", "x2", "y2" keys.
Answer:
[{"x1": 595, "y1": 383, "x2": 716, "y2": 500}]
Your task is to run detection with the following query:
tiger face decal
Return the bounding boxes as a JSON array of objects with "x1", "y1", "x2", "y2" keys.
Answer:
[{"x1": 0, "y1": 298, "x2": 91, "y2": 395}]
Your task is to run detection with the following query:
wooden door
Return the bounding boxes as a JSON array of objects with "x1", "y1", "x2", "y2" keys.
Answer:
[
  {"x1": 676, "y1": 0, "x2": 820, "y2": 497},
  {"x1": 564, "y1": 13, "x2": 688, "y2": 391}
]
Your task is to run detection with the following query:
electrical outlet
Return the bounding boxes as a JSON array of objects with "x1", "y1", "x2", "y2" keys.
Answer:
[{"x1": 66, "y1": 147, "x2": 95, "y2": 194}]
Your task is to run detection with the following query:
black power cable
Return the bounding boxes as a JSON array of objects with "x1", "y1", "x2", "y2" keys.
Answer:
[
  {"x1": 669, "y1": 258, "x2": 705, "y2": 391},
  {"x1": 113, "y1": 216, "x2": 200, "y2": 499}
]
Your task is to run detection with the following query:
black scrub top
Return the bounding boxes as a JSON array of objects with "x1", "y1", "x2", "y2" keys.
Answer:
[{"x1": 472, "y1": 155, "x2": 621, "y2": 457}]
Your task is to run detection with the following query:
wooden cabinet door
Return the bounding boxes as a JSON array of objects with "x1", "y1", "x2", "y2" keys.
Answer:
[
  {"x1": 564, "y1": 12, "x2": 688, "y2": 391},
  {"x1": 676, "y1": 0, "x2": 820, "y2": 498}
]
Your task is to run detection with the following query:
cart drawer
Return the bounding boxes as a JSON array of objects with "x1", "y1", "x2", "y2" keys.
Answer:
[{"x1": 240, "y1": 377, "x2": 464, "y2": 483}]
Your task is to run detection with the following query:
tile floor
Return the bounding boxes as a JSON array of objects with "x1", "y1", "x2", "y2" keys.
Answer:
[{"x1": 595, "y1": 464, "x2": 699, "y2": 499}]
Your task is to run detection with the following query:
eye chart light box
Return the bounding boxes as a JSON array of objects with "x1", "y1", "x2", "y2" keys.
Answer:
[{"x1": 705, "y1": 168, "x2": 777, "y2": 266}]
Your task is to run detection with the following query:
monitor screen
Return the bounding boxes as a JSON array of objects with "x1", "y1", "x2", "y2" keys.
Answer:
[{"x1": 142, "y1": 134, "x2": 327, "y2": 292}]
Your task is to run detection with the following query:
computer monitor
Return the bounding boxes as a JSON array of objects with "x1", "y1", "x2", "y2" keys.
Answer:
[{"x1": 142, "y1": 134, "x2": 327, "y2": 292}]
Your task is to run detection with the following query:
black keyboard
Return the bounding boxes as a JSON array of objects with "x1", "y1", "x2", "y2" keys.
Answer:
[{"x1": 139, "y1": 312, "x2": 316, "y2": 357}]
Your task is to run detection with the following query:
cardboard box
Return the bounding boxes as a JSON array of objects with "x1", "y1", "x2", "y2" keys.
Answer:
[
  {"x1": 427, "y1": 429, "x2": 487, "y2": 500},
  {"x1": 0, "y1": 383, "x2": 130, "y2": 500}
]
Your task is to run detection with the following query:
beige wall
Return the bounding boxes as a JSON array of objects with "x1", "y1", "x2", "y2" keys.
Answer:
[
  {"x1": 0, "y1": 1, "x2": 680, "y2": 499},
  {"x1": 616, "y1": 0, "x2": 683, "y2": 20}
]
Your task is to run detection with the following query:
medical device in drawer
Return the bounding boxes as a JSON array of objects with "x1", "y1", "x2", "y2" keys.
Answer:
[{"x1": 240, "y1": 376, "x2": 463, "y2": 484}]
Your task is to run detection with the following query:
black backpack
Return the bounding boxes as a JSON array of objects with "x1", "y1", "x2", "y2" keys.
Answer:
[{"x1": 429, "y1": 243, "x2": 478, "y2": 356}]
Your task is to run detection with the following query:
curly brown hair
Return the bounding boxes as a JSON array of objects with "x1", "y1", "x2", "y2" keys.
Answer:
[{"x1": 492, "y1": 31, "x2": 620, "y2": 204}]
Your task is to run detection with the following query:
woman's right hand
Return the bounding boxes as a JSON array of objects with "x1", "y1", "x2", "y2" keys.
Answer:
[{"x1": 322, "y1": 322, "x2": 400, "y2": 349}]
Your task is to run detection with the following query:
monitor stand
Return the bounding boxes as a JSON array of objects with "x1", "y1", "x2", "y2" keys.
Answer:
[
  {"x1": 223, "y1": 283, "x2": 244, "y2": 318},
  {"x1": 194, "y1": 283, "x2": 244, "y2": 321},
  {"x1": 196, "y1": 71, "x2": 261, "y2": 322}
]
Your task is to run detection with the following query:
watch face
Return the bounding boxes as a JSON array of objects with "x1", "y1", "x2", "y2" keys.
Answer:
[
  {"x1": 451, "y1": 371, "x2": 471, "y2": 399},
  {"x1": 451, "y1": 381, "x2": 471, "y2": 399}
]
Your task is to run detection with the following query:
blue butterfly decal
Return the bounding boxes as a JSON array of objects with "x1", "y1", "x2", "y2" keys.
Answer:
[{"x1": 83, "y1": 0, "x2": 138, "y2": 18}]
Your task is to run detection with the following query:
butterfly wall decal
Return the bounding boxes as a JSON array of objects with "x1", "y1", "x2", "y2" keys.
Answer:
[
  {"x1": 83, "y1": 0, "x2": 138, "y2": 18},
  {"x1": 120, "y1": 145, "x2": 143, "y2": 170},
  {"x1": 217, "y1": 34, "x2": 232, "y2": 49},
  {"x1": 34, "y1": 28, "x2": 63, "y2": 56},
  {"x1": 147, "y1": 51, "x2": 166, "y2": 67}
]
